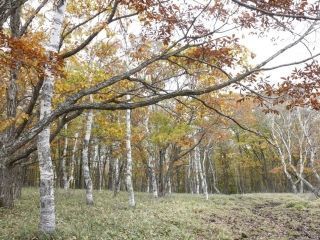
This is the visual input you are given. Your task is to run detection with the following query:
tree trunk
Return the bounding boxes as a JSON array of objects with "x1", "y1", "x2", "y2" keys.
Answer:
[
  {"x1": 108, "y1": 153, "x2": 113, "y2": 190},
  {"x1": 188, "y1": 154, "x2": 194, "y2": 194},
  {"x1": 98, "y1": 145, "x2": 106, "y2": 191},
  {"x1": 6, "y1": 0, "x2": 20, "y2": 138},
  {"x1": 125, "y1": 101, "x2": 135, "y2": 207},
  {"x1": 1, "y1": 2, "x2": 22, "y2": 209},
  {"x1": 113, "y1": 158, "x2": 120, "y2": 196},
  {"x1": 0, "y1": 166, "x2": 22, "y2": 208},
  {"x1": 146, "y1": 170, "x2": 150, "y2": 193},
  {"x1": 82, "y1": 109, "x2": 94, "y2": 205},
  {"x1": 195, "y1": 145, "x2": 208, "y2": 200},
  {"x1": 150, "y1": 156, "x2": 158, "y2": 198},
  {"x1": 68, "y1": 132, "x2": 79, "y2": 189},
  {"x1": 193, "y1": 151, "x2": 200, "y2": 194},
  {"x1": 201, "y1": 147, "x2": 209, "y2": 200},
  {"x1": 208, "y1": 154, "x2": 220, "y2": 194},
  {"x1": 144, "y1": 110, "x2": 158, "y2": 198},
  {"x1": 37, "y1": 0, "x2": 67, "y2": 233},
  {"x1": 158, "y1": 148, "x2": 166, "y2": 196},
  {"x1": 61, "y1": 124, "x2": 68, "y2": 190}
]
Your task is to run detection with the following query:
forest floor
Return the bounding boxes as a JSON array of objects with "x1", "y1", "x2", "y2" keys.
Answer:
[{"x1": 1, "y1": 189, "x2": 320, "y2": 240}]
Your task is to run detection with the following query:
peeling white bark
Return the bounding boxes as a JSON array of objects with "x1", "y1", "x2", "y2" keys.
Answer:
[{"x1": 37, "y1": 0, "x2": 67, "y2": 233}]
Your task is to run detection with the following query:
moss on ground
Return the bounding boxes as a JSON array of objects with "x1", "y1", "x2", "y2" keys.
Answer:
[{"x1": 1, "y1": 189, "x2": 320, "y2": 240}]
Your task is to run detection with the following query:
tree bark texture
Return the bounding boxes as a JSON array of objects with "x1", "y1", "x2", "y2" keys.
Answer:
[{"x1": 37, "y1": 0, "x2": 67, "y2": 233}]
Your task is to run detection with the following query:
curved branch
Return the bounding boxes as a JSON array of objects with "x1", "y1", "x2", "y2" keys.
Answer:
[{"x1": 232, "y1": 0, "x2": 320, "y2": 21}]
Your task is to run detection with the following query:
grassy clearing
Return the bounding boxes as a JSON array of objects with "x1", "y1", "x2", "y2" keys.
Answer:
[{"x1": 1, "y1": 189, "x2": 320, "y2": 240}]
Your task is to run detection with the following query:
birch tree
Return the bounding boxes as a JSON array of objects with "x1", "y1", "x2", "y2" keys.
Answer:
[
  {"x1": 98, "y1": 145, "x2": 106, "y2": 191},
  {"x1": 82, "y1": 103, "x2": 94, "y2": 205},
  {"x1": 144, "y1": 107, "x2": 158, "y2": 198},
  {"x1": 61, "y1": 124, "x2": 68, "y2": 190},
  {"x1": 125, "y1": 95, "x2": 135, "y2": 207},
  {"x1": 270, "y1": 108, "x2": 320, "y2": 196},
  {"x1": 270, "y1": 113, "x2": 298, "y2": 193},
  {"x1": 68, "y1": 132, "x2": 79, "y2": 189},
  {"x1": 37, "y1": 0, "x2": 67, "y2": 233}
]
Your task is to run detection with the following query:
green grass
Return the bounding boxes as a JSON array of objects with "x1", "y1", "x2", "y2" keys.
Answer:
[{"x1": 1, "y1": 189, "x2": 320, "y2": 240}]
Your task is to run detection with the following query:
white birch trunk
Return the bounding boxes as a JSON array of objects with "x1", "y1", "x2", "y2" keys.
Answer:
[
  {"x1": 310, "y1": 150, "x2": 320, "y2": 183},
  {"x1": 125, "y1": 96, "x2": 135, "y2": 207},
  {"x1": 82, "y1": 109, "x2": 94, "y2": 205},
  {"x1": 61, "y1": 124, "x2": 68, "y2": 190},
  {"x1": 37, "y1": 0, "x2": 67, "y2": 233},
  {"x1": 113, "y1": 157, "x2": 120, "y2": 195},
  {"x1": 188, "y1": 154, "x2": 193, "y2": 194},
  {"x1": 298, "y1": 148, "x2": 304, "y2": 194},
  {"x1": 297, "y1": 109, "x2": 320, "y2": 183},
  {"x1": 201, "y1": 147, "x2": 209, "y2": 200},
  {"x1": 195, "y1": 145, "x2": 208, "y2": 200},
  {"x1": 164, "y1": 148, "x2": 172, "y2": 195},
  {"x1": 68, "y1": 132, "x2": 79, "y2": 189},
  {"x1": 150, "y1": 156, "x2": 158, "y2": 198},
  {"x1": 193, "y1": 151, "x2": 200, "y2": 194},
  {"x1": 146, "y1": 174, "x2": 150, "y2": 193},
  {"x1": 208, "y1": 154, "x2": 220, "y2": 194},
  {"x1": 93, "y1": 140, "x2": 99, "y2": 169},
  {"x1": 271, "y1": 116, "x2": 298, "y2": 193},
  {"x1": 144, "y1": 108, "x2": 158, "y2": 198},
  {"x1": 167, "y1": 177, "x2": 172, "y2": 195}
]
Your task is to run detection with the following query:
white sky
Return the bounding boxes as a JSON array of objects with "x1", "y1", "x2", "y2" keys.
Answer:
[{"x1": 239, "y1": 22, "x2": 320, "y2": 85}]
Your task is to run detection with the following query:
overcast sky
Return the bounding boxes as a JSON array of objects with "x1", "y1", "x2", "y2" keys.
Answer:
[{"x1": 240, "y1": 21, "x2": 320, "y2": 85}]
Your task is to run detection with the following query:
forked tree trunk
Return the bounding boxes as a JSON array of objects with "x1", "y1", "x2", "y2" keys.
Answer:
[
  {"x1": 195, "y1": 145, "x2": 208, "y2": 200},
  {"x1": 82, "y1": 109, "x2": 94, "y2": 205},
  {"x1": 280, "y1": 154, "x2": 298, "y2": 194},
  {"x1": 125, "y1": 99, "x2": 135, "y2": 207},
  {"x1": 37, "y1": 0, "x2": 67, "y2": 233}
]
